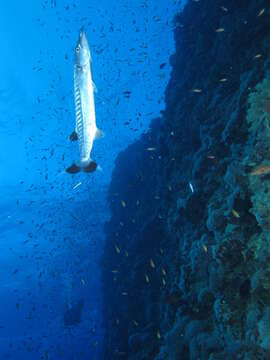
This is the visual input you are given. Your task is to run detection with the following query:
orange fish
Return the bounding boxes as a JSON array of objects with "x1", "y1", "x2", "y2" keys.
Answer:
[{"x1": 250, "y1": 165, "x2": 270, "y2": 176}]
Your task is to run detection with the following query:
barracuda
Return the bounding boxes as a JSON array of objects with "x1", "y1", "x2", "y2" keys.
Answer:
[{"x1": 66, "y1": 28, "x2": 103, "y2": 174}]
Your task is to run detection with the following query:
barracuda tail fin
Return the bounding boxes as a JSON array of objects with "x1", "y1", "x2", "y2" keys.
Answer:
[
  {"x1": 66, "y1": 164, "x2": 80, "y2": 174},
  {"x1": 66, "y1": 161, "x2": 97, "y2": 174},
  {"x1": 82, "y1": 161, "x2": 97, "y2": 173}
]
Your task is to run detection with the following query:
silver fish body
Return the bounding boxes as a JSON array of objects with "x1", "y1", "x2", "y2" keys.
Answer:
[{"x1": 66, "y1": 28, "x2": 103, "y2": 174}]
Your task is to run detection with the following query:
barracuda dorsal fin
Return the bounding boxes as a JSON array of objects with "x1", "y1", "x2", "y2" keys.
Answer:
[{"x1": 95, "y1": 128, "x2": 104, "y2": 139}]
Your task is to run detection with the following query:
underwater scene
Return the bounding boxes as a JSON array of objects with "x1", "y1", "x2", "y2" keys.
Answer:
[{"x1": 1, "y1": 0, "x2": 270, "y2": 359}]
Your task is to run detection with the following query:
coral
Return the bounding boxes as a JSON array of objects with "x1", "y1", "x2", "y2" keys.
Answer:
[
  {"x1": 258, "y1": 308, "x2": 270, "y2": 350},
  {"x1": 247, "y1": 76, "x2": 270, "y2": 133}
]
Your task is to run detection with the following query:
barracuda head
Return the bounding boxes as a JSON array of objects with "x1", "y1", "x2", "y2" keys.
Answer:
[{"x1": 75, "y1": 27, "x2": 91, "y2": 66}]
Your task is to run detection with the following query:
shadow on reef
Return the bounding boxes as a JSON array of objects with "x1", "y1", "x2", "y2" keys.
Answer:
[{"x1": 102, "y1": 0, "x2": 270, "y2": 359}]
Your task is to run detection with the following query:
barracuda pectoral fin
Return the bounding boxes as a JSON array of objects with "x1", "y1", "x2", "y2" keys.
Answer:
[
  {"x1": 69, "y1": 130, "x2": 78, "y2": 141},
  {"x1": 92, "y1": 81, "x2": 98, "y2": 93},
  {"x1": 95, "y1": 128, "x2": 104, "y2": 139}
]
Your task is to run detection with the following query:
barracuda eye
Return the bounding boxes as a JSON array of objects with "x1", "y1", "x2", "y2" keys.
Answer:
[{"x1": 75, "y1": 47, "x2": 80, "y2": 53}]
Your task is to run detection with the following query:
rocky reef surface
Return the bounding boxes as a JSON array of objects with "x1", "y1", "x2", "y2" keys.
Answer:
[{"x1": 101, "y1": 0, "x2": 270, "y2": 358}]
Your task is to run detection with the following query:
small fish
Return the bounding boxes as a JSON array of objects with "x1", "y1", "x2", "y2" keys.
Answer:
[
  {"x1": 150, "y1": 259, "x2": 155, "y2": 268},
  {"x1": 80, "y1": 278, "x2": 85, "y2": 286},
  {"x1": 121, "y1": 200, "x2": 126, "y2": 208},
  {"x1": 258, "y1": 8, "x2": 265, "y2": 17},
  {"x1": 189, "y1": 182, "x2": 194, "y2": 193},
  {"x1": 111, "y1": 270, "x2": 118, "y2": 273},
  {"x1": 192, "y1": 88, "x2": 202, "y2": 93},
  {"x1": 232, "y1": 209, "x2": 240, "y2": 218},
  {"x1": 219, "y1": 78, "x2": 227, "y2": 82},
  {"x1": 160, "y1": 248, "x2": 164, "y2": 255},
  {"x1": 207, "y1": 155, "x2": 215, "y2": 159},
  {"x1": 133, "y1": 320, "x2": 138, "y2": 326},
  {"x1": 161, "y1": 268, "x2": 166, "y2": 276},
  {"x1": 115, "y1": 244, "x2": 121, "y2": 254},
  {"x1": 221, "y1": 6, "x2": 228, "y2": 12},
  {"x1": 125, "y1": 250, "x2": 129, "y2": 257},
  {"x1": 250, "y1": 165, "x2": 270, "y2": 176},
  {"x1": 122, "y1": 292, "x2": 128, "y2": 296},
  {"x1": 146, "y1": 147, "x2": 156, "y2": 151},
  {"x1": 254, "y1": 54, "x2": 262, "y2": 59},
  {"x1": 162, "y1": 278, "x2": 166, "y2": 286},
  {"x1": 136, "y1": 200, "x2": 140, "y2": 206},
  {"x1": 157, "y1": 330, "x2": 161, "y2": 339},
  {"x1": 202, "y1": 244, "x2": 208, "y2": 253},
  {"x1": 216, "y1": 28, "x2": 225, "y2": 32},
  {"x1": 145, "y1": 274, "x2": 150, "y2": 283},
  {"x1": 72, "y1": 182, "x2": 82, "y2": 190}
]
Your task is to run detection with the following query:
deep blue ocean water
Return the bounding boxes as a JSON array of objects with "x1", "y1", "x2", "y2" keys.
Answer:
[{"x1": 0, "y1": 1, "x2": 186, "y2": 359}]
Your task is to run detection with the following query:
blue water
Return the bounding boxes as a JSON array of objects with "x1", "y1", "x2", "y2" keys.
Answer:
[{"x1": 0, "y1": 1, "x2": 185, "y2": 358}]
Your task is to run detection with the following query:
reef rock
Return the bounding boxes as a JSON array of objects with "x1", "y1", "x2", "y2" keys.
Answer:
[{"x1": 102, "y1": 0, "x2": 270, "y2": 358}]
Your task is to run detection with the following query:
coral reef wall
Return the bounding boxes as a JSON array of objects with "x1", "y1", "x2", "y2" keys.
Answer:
[{"x1": 102, "y1": 0, "x2": 270, "y2": 358}]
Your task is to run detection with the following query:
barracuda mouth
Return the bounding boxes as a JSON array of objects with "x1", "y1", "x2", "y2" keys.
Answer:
[
  {"x1": 79, "y1": 26, "x2": 85, "y2": 36},
  {"x1": 75, "y1": 27, "x2": 91, "y2": 65},
  {"x1": 78, "y1": 28, "x2": 89, "y2": 50}
]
